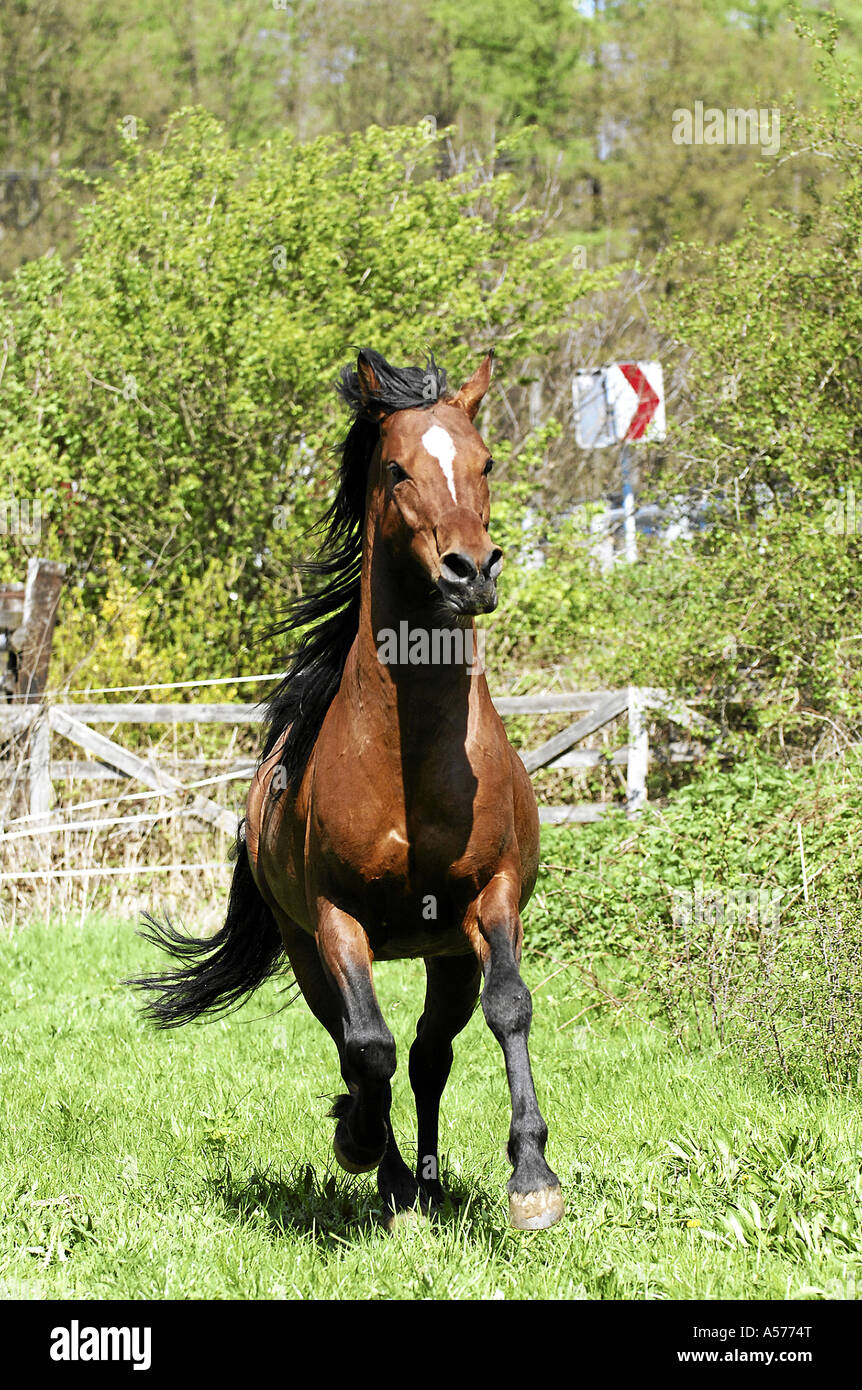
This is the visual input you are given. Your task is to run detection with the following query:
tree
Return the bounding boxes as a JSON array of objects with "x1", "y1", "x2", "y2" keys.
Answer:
[
  {"x1": 0, "y1": 112, "x2": 616, "y2": 681},
  {"x1": 0, "y1": 0, "x2": 292, "y2": 275}
]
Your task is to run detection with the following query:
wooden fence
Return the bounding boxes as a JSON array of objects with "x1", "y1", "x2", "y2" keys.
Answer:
[
  {"x1": 0, "y1": 688, "x2": 712, "y2": 835},
  {"x1": 0, "y1": 557, "x2": 66, "y2": 704}
]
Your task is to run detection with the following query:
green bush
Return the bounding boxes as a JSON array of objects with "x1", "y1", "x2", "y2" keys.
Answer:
[
  {"x1": 481, "y1": 47, "x2": 862, "y2": 751},
  {"x1": 0, "y1": 110, "x2": 614, "y2": 683},
  {"x1": 527, "y1": 753, "x2": 862, "y2": 1091}
]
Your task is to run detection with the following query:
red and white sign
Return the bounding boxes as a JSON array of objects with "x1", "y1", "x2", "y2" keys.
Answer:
[{"x1": 572, "y1": 362, "x2": 666, "y2": 448}]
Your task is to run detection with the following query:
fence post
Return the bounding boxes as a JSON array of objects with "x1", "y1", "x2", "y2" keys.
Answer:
[
  {"x1": 17, "y1": 558, "x2": 66, "y2": 703},
  {"x1": 29, "y1": 712, "x2": 51, "y2": 819},
  {"x1": 626, "y1": 686, "x2": 648, "y2": 817}
]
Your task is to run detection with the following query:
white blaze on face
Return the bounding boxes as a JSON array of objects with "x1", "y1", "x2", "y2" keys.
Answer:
[{"x1": 421, "y1": 424, "x2": 457, "y2": 504}]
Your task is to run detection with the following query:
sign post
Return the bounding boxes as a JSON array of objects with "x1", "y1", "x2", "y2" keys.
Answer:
[
  {"x1": 572, "y1": 361, "x2": 666, "y2": 565},
  {"x1": 620, "y1": 445, "x2": 636, "y2": 563}
]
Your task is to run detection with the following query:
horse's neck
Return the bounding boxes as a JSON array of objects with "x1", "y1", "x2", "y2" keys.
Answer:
[{"x1": 351, "y1": 513, "x2": 480, "y2": 731}]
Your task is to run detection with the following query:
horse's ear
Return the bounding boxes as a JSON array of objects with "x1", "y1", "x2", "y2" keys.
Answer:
[
  {"x1": 357, "y1": 351, "x2": 386, "y2": 419},
  {"x1": 450, "y1": 350, "x2": 494, "y2": 420}
]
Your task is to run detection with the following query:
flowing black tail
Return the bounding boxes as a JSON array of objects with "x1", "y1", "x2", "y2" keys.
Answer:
[{"x1": 128, "y1": 831, "x2": 286, "y2": 1028}]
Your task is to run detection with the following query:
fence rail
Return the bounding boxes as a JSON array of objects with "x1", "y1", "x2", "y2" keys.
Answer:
[
  {"x1": 0, "y1": 690, "x2": 624, "y2": 725},
  {"x1": 0, "y1": 688, "x2": 712, "y2": 837}
]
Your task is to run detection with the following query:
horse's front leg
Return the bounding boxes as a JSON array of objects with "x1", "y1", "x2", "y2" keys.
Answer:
[
  {"x1": 316, "y1": 901, "x2": 396, "y2": 1174},
  {"x1": 470, "y1": 874, "x2": 565, "y2": 1231}
]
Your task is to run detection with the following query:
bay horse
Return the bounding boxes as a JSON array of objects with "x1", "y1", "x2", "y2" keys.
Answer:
[{"x1": 133, "y1": 349, "x2": 564, "y2": 1231}]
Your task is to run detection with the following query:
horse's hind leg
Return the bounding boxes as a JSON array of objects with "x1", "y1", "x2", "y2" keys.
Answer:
[
  {"x1": 409, "y1": 955, "x2": 481, "y2": 1205},
  {"x1": 469, "y1": 873, "x2": 564, "y2": 1231},
  {"x1": 376, "y1": 953, "x2": 480, "y2": 1225}
]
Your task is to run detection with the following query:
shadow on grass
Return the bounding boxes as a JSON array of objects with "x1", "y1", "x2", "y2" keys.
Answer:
[{"x1": 214, "y1": 1160, "x2": 508, "y2": 1247}]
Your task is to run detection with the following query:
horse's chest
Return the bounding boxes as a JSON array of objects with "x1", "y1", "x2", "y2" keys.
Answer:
[
  {"x1": 341, "y1": 740, "x2": 507, "y2": 865},
  {"x1": 311, "y1": 752, "x2": 510, "y2": 953}
]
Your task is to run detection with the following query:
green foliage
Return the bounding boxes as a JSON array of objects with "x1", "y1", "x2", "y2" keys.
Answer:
[
  {"x1": 533, "y1": 755, "x2": 861, "y2": 956},
  {"x1": 433, "y1": 0, "x2": 591, "y2": 170},
  {"x1": 0, "y1": 0, "x2": 297, "y2": 275},
  {"x1": 653, "y1": 60, "x2": 862, "y2": 509},
  {"x1": 661, "y1": 1121, "x2": 862, "y2": 1261},
  {"x1": 480, "y1": 48, "x2": 862, "y2": 751},
  {"x1": 3, "y1": 0, "x2": 851, "y2": 275},
  {"x1": 725, "y1": 902, "x2": 862, "y2": 1089},
  {"x1": 486, "y1": 507, "x2": 862, "y2": 746},
  {"x1": 647, "y1": 897, "x2": 862, "y2": 1090},
  {"x1": 47, "y1": 554, "x2": 255, "y2": 695},
  {"x1": 572, "y1": 0, "x2": 821, "y2": 251},
  {"x1": 0, "y1": 111, "x2": 614, "y2": 678},
  {"x1": 528, "y1": 754, "x2": 862, "y2": 1089}
]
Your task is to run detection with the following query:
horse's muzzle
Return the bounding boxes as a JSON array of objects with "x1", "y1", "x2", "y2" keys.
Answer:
[{"x1": 437, "y1": 547, "x2": 502, "y2": 615}]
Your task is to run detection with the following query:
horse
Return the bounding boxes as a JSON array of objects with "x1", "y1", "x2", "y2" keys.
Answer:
[{"x1": 132, "y1": 348, "x2": 564, "y2": 1232}]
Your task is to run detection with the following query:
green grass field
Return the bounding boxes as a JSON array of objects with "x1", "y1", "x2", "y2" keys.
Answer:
[{"x1": 2, "y1": 911, "x2": 861, "y2": 1301}]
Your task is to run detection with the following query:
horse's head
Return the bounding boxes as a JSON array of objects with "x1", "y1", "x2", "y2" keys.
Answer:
[{"x1": 358, "y1": 351, "x2": 502, "y2": 618}]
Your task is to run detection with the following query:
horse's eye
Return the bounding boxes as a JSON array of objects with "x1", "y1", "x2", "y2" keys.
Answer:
[
  {"x1": 388, "y1": 461, "x2": 409, "y2": 484},
  {"x1": 483, "y1": 458, "x2": 494, "y2": 476}
]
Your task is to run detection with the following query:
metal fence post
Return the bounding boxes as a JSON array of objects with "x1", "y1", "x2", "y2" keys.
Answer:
[{"x1": 621, "y1": 444, "x2": 638, "y2": 564}]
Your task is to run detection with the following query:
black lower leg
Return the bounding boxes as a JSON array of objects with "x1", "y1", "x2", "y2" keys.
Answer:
[
  {"x1": 409, "y1": 955, "x2": 481, "y2": 1204},
  {"x1": 480, "y1": 923, "x2": 563, "y2": 1227},
  {"x1": 314, "y1": 904, "x2": 397, "y2": 1173},
  {"x1": 376, "y1": 1118, "x2": 423, "y2": 1219},
  {"x1": 337, "y1": 1023, "x2": 396, "y2": 1165}
]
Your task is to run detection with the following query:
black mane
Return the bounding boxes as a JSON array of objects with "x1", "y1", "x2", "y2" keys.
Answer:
[{"x1": 261, "y1": 348, "x2": 448, "y2": 793}]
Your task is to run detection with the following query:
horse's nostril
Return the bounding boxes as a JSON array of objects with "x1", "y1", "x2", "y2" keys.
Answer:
[
  {"x1": 483, "y1": 548, "x2": 503, "y2": 580},
  {"x1": 440, "y1": 551, "x2": 479, "y2": 584}
]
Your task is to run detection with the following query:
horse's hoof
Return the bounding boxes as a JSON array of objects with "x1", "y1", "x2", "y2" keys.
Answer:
[
  {"x1": 333, "y1": 1134, "x2": 383, "y2": 1175},
  {"x1": 385, "y1": 1205, "x2": 429, "y2": 1234},
  {"x1": 508, "y1": 1185, "x2": 565, "y2": 1231}
]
